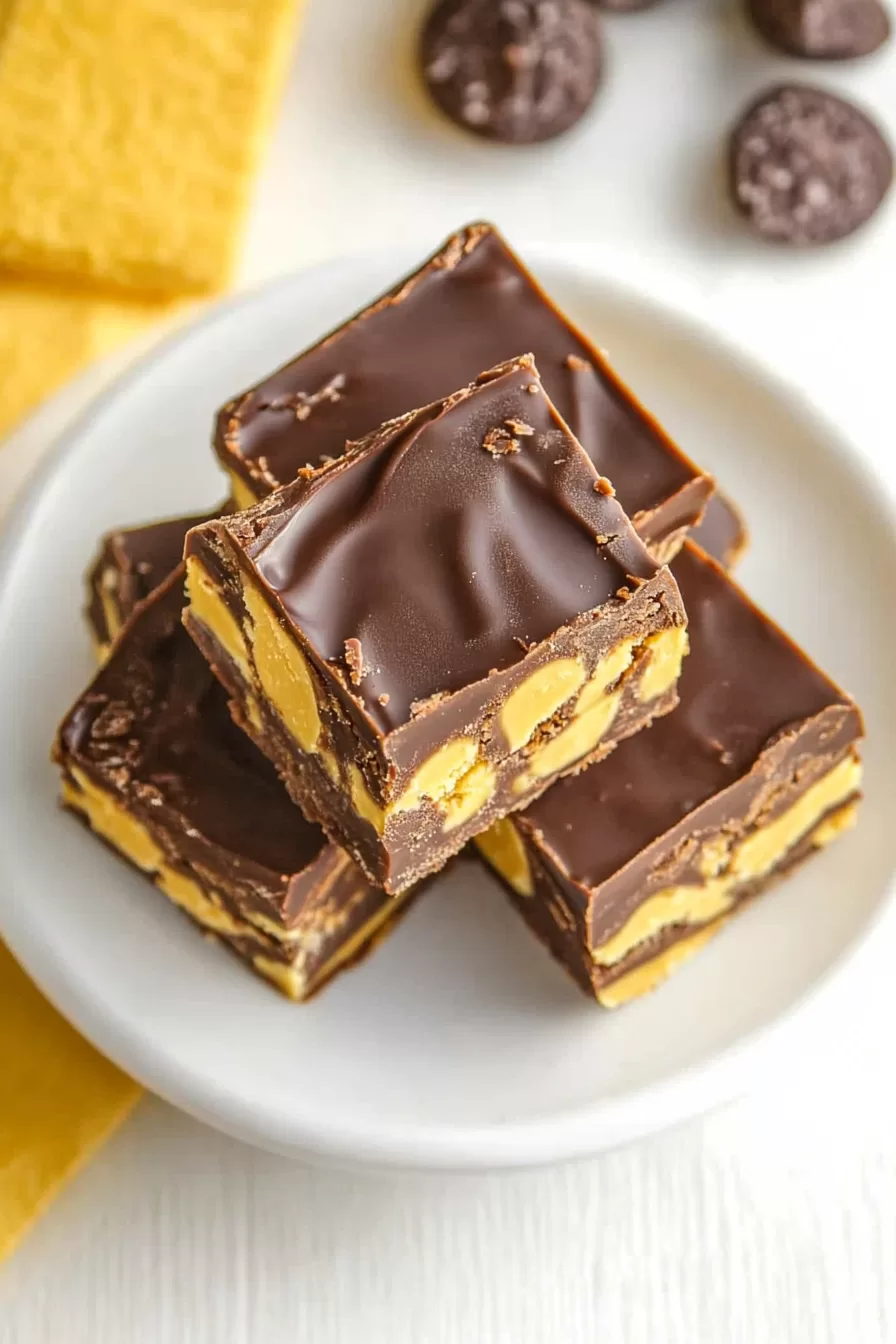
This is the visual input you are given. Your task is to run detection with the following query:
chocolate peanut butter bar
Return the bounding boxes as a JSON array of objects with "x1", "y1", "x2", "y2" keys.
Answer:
[
  {"x1": 56, "y1": 568, "x2": 409, "y2": 1001},
  {"x1": 185, "y1": 356, "x2": 688, "y2": 895},
  {"x1": 477, "y1": 543, "x2": 863, "y2": 1005},
  {"x1": 215, "y1": 221, "x2": 743, "y2": 565},
  {"x1": 87, "y1": 509, "x2": 217, "y2": 657}
]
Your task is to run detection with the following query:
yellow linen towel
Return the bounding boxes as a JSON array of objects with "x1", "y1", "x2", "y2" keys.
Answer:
[
  {"x1": 0, "y1": 0, "x2": 302, "y2": 1261},
  {"x1": 0, "y1": 0, "x2": 300, "y2": 298},
  {"x1": 0, "y1": 281, "x2": 173, "y2": 439},
  {"x1": 0, "y1": 944, "x2": 141, "y2": 1262}
]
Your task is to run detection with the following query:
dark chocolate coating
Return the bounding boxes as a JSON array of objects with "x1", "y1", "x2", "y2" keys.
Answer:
[
  {"x1": 59, "y1": 568, "x2": 353, "y2": 922},
  {"x1": 243, "y1": 356, "x2": 668, "y2": 733},
  {"x1": 420, "y1": 0, "x2": 603, "y2": 146},
  {"x1": 86, "y1": 510, "x2": 216, "y2": 647},
  {"x1": 746, "y1": 0, "x2": 891, "y2": 60},
  {"x1": 67, "y1": 570, "x2": 324, "y2": 878},
  {"x1": 216, "y1": 223, "x2": 713, "y2": 557},
  {"x1": 730, "y1": 84, "x2": 893, "y2": 246},
  {"x1": 519, "y1": 541, "x2": 863, "y2": 896},
  {"x1": 689, "y1": 490, "x2": 749, "y2": 570}
]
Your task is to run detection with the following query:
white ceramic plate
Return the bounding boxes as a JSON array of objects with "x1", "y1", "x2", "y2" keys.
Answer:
[{"x1": 1, "y1": 247, "x2": 894, "y2": 1171}]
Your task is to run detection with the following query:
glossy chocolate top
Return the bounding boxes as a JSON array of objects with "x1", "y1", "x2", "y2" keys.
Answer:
[
  {"x1": 62, "y1": 569, "x2": 328, "y2": 879},
  {"x1": 690, "y1": 491, "x2": 748, "y2": 570},
  {"x1": 233, "y1": 357, "x2": 667, "y2": 733},
  {"x1": 216, "y1": 223, "x2": 703, "y2": 522},
  {"x1": 521, "y1": 543, "x2": 861, "y2": 887}
]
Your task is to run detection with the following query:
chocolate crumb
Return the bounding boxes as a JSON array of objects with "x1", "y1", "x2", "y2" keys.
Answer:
[
  {"x1": 483, "y1": 425, "x2": 521, "y2": 456},
  {"x1": 378, "y1": 692, "x2": 390, "y2": 707},
  {"x1": 505, "y1": 418, "x2": 535, "y2": 437},
  {"x1": 527, "y1": 383, "x2": 539, "y2": 394},
  {"x1": 616, "y1": 586, "x2": 632, "y2": 601},
  {"x1": 594, "y1": 476, "x2": 615, "y2": 496},
  {"x1": 565, "y1": 354, "x2": 591, "y2": 372},
  {"x1": 344, "y1": 637, "x2": 367, "y2": 686},
  {"x1": 288, "y1": 373, "x2": 347, "y2": 423},
  {"x1": 90, "y1": 704, "x2": 135, "y2": 740}
]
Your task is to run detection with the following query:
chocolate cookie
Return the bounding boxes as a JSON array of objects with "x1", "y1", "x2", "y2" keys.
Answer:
[
  {"x1": 729, "y1": 83, "x2": 893, "y2": 244},
  {"x1": 420, "y1": 0, "x2": 603, "y2": 145},
  {"x1": 747, "y1": 0, "x2": 891, "y2": 59}
]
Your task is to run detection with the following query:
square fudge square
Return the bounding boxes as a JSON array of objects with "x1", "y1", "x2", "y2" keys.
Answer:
[
  {"x1": 215, "y1": 221, "x2": 746, "y2": 566},
  {"x1": 477, "y1": 543, "x2": 863, "y2": 1006},
  {"x1": 56, "y1": 567, "x2": 412, "y2": 1001},
  {"x1": 184, "y1": 355, "x2": 688, "y2": 894},
  {"x1": 87, "y1": 508, "x2": 217, "y2": 657}
]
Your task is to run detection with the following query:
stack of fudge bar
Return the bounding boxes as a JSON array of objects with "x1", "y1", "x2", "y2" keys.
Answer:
[{"x1": 54, "y1": 223, "x2": 864, "y2": 1007}]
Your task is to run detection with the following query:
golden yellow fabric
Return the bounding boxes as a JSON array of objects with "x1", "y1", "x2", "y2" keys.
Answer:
[
  {"x1": 0, "y1": 0, "x2": 300, "y2": 298},
  {"x1": 0, "y1": 281, "x2": 174, "y2": 438},
  {"x1": 0, "y1": 944, "x2": 140, "y2": 1262}
]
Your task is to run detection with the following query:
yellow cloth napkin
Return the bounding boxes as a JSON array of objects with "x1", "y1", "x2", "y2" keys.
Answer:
[
  {"x1": 0, "y1": 945, "x2": 141, "y2": 1262},
  {"x1": 0, "y1": 281, "x2": 172, "y2": 439},
  {"x1": 0, "y1": 0, "x2": 299, "y2": 298},
  {"x1": 0, "y1": 0, "x2": 301, "y2": 1260}
]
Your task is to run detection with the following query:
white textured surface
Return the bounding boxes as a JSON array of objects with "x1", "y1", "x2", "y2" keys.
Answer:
[{"x1": 2, "y1": 0, "x2": 896, "y2": 1336}]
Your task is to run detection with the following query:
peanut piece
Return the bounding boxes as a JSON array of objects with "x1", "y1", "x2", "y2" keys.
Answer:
[
  {"x1": 593, "y1": 753, "x2": 861, "y2": 975},
  {"x1": 636, "y1": 626, "x2": 688, "y2": 702},
  {"x1": 593, "y1": 876, "x2": 735, "y2": 967},
  {"x1": 475, "y1": 818, "x2": 534, "y2": 897},
  {"x1": 156, "y1": 865, "x2": 245, "y2": 938},
  {"x1": 500, "y1": 658, "x2": 585, "y2": 753},
  {"x1": 252, "y1": 955, "x2": 305, "y2": 1001},
  {"x1": 64, "y1": 768, "x2": 163, "y2": 872},
  {"x1": 242, "y1": 581, "x2": 321, "y2": 754},
  {"x1": 698, "y1": 834, "x2": 732, "y2": 880},
  {"x1": 731, "y1": 753, "x2": 861, "y2": 881},
  {"x1": 321, "y1": 750, "x2": 341, "y2": 785},
  {"x1": 596, "y1": 920, "x2": 726, "y2": 1008},
  {"x1": 440, "y1": 760, "x2": 496, "y2": 832},
  {"x1": 185, "y1": 555, "x2": 252, "y2": 680},
  {"x1": 349, "y1": 763, "x2": 385, "y2": 836},
  {"x1": 98, "y1": 569, "x2": 122, "y2": 646},
  {"x1": 243, "y1": 692, "x2": 264, "y2": 733},
  {"x1": 809, "y1": 801, "x2": 858, "y2": 849},
  {"x1": 394, "y1": 737, "x2": 479, "y2": 813},
  {"x1": 524, "y1": 688, "x2": 622, "y2": 782},
  {"x1": 575, "y1": 639, "x2": 638, "y2": 715}
]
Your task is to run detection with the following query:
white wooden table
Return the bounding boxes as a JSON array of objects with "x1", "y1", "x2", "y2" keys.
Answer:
[{"x1": 2, "y1": 2, "x2": 896, "y2": 1338}]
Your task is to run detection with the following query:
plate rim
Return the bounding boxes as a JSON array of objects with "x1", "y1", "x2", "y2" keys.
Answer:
[{"x1": 1, "y1": 244, "x2": 894, "y2": 1171}]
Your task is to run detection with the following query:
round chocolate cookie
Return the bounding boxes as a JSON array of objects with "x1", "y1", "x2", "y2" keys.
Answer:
[
  {"x1": 420, "y1": 0, "x2": 603, "y2": 145},
  {"x1": 747, "y1": 0, "x2": 891, "y2": 60},
  {"x1": 729, "y1": 83, "x2": 893, "y2": 245}
]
